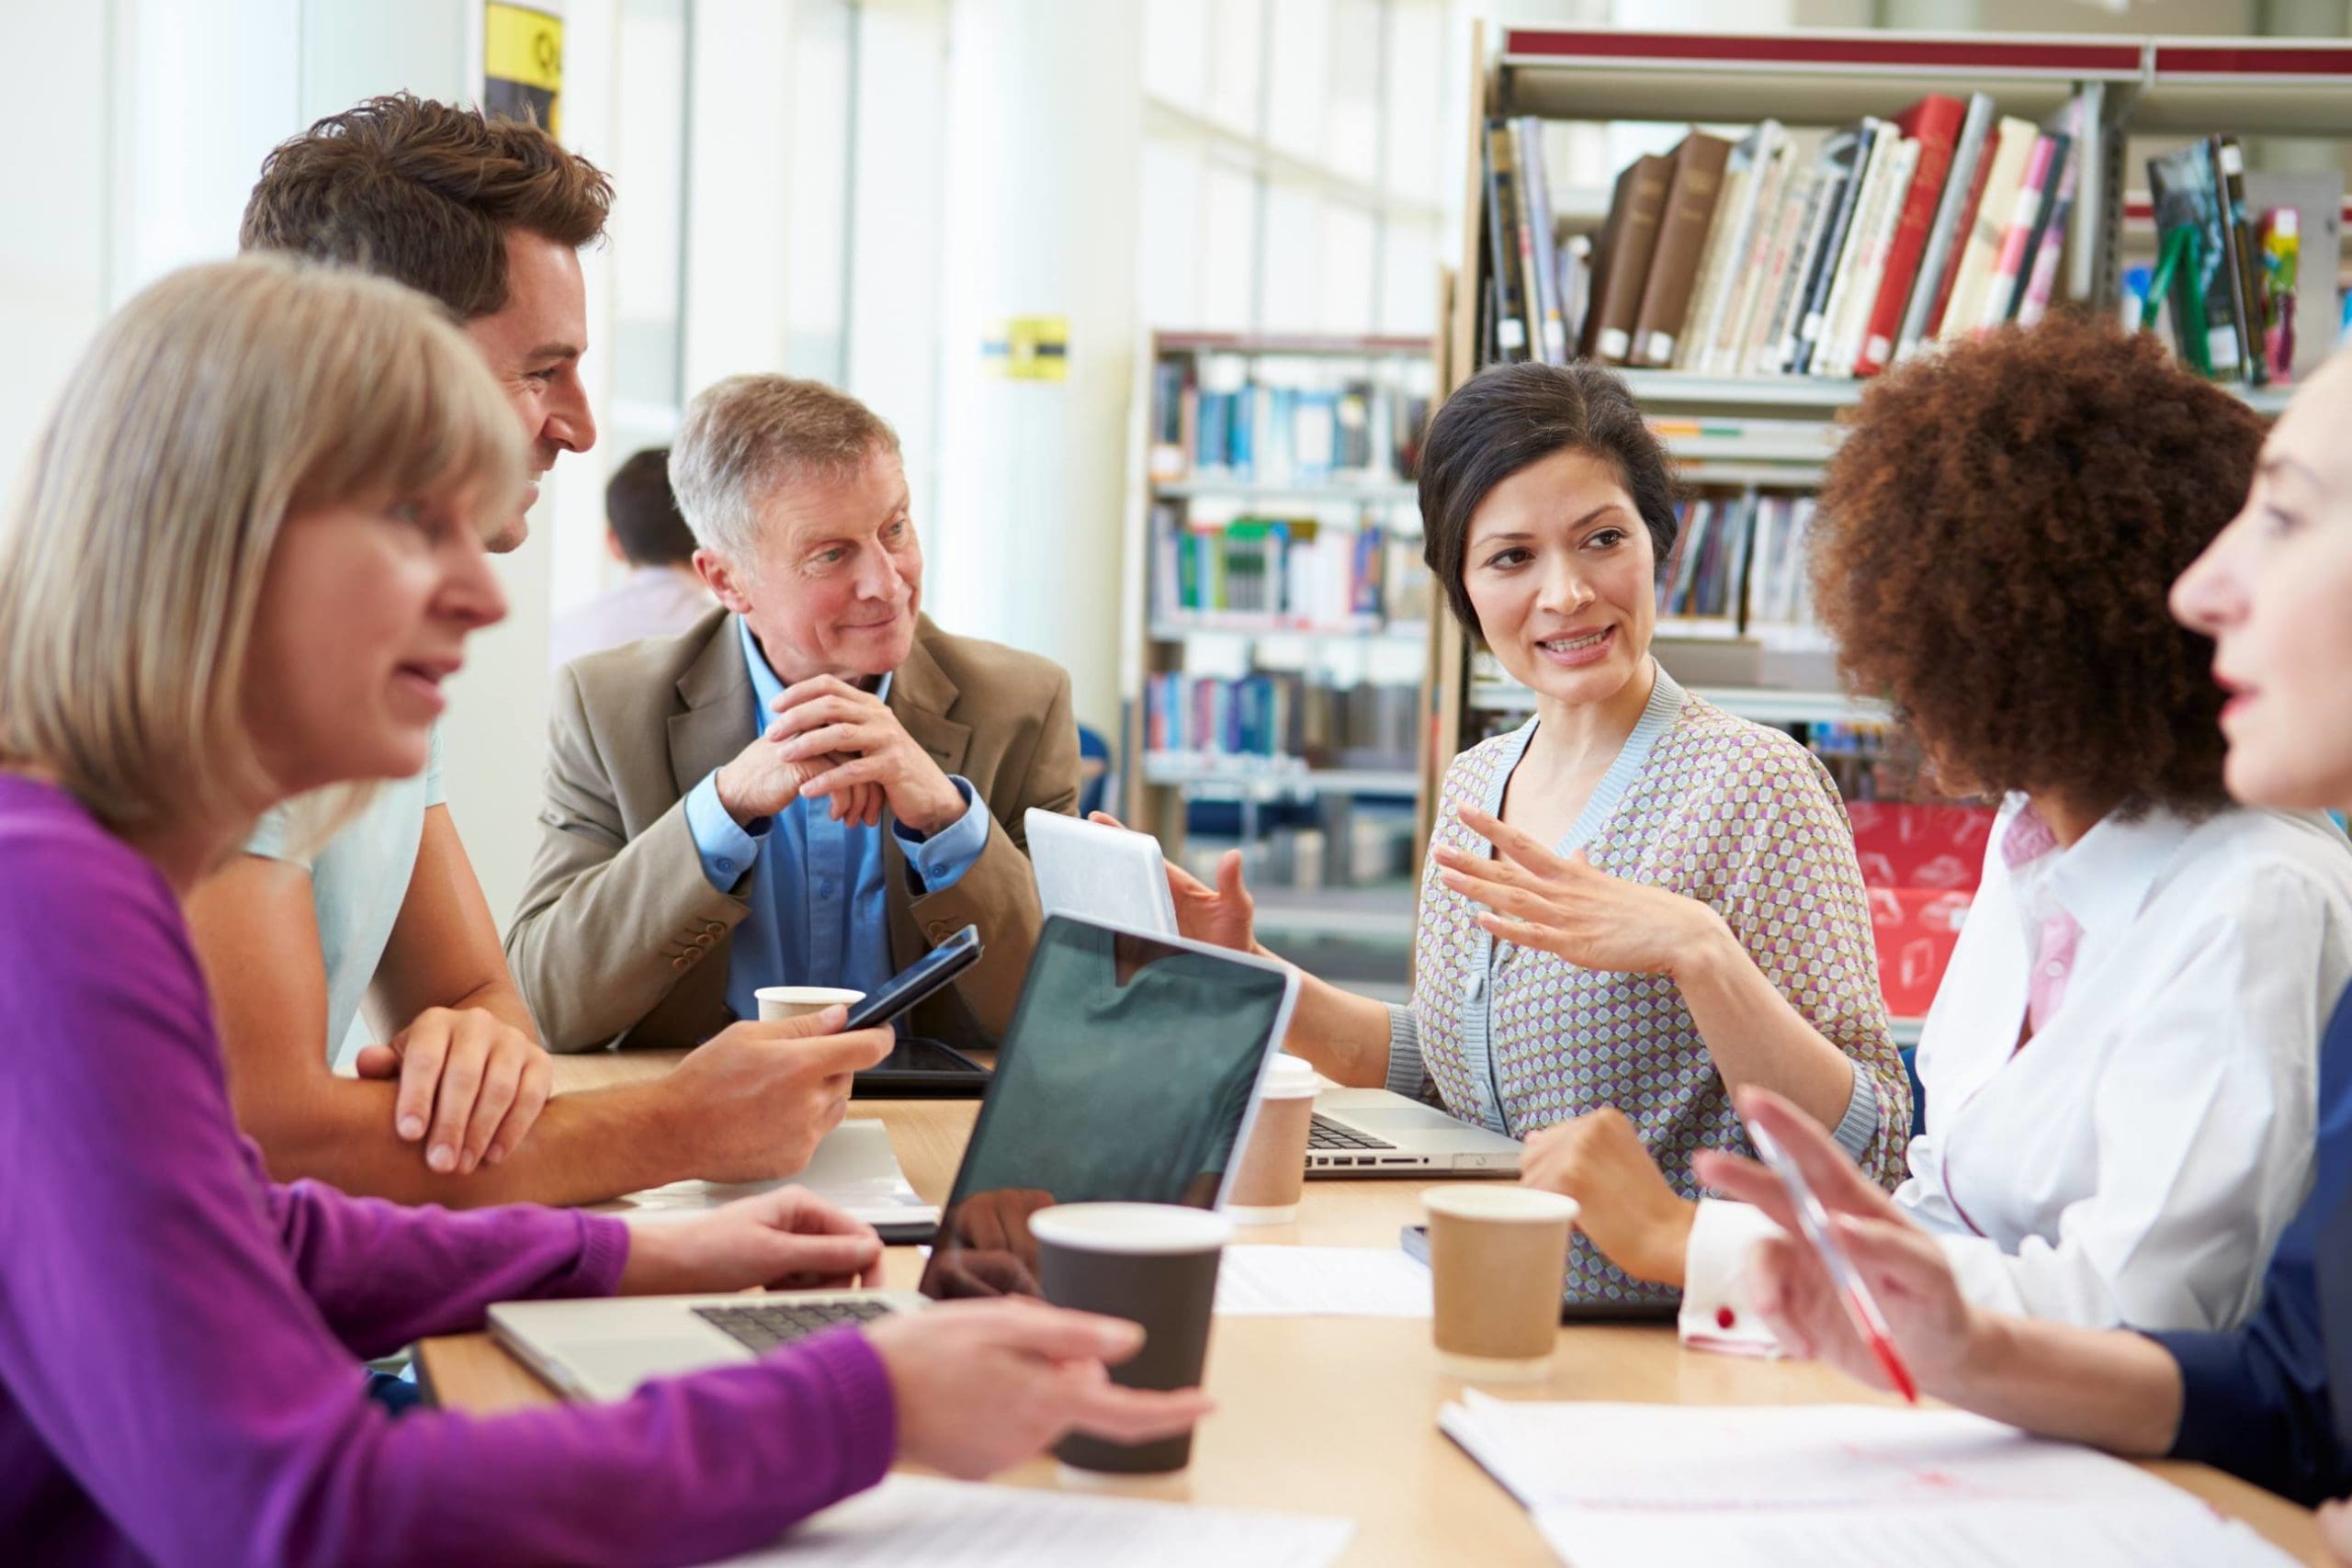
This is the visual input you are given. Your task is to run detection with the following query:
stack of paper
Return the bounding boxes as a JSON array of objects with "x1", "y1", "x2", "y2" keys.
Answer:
[
  {"x1": 1441, "y1": 1393, "x2": 2298, "y2": 1568},
  {"x1": 599, "y1": 1121, "x2": 939, "y2": 1233},
  {"x1": 1213, "y1": 1247, "x2": 1434, "y2": 1318},
  {"x1": 718, "y1": 1473, "x2": 1354, "y2": 1566}
]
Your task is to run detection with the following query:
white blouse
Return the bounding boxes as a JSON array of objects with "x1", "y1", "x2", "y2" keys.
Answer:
[{"x1": 1682, "y1": 797, "x2": 2352, "y2": 1342}]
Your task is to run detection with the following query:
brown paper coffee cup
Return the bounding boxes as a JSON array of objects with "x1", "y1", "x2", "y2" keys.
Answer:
[{"x1": 1423, "y1": 1185, "x2": 1577, "y2": 1382}]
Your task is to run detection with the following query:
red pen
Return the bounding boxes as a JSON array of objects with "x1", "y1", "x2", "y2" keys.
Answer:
[{"x1": 1749, "y1": 1122, "x2": 1918, "y2": 1403}]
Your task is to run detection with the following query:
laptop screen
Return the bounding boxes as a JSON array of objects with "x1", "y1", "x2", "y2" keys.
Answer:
[{"x1": 916, "y1": 915, "x2": 1295, "y2": 1302}]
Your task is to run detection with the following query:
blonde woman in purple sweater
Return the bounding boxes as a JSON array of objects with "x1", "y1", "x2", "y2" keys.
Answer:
[{"x1": 0, "y1": 255, "x2": 1206, "y2": 1567}]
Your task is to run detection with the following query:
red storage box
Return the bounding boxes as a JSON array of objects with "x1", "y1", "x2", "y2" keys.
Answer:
[{"x1": 1847, "y1": 803, "x2": 1996, "y2": 1021}]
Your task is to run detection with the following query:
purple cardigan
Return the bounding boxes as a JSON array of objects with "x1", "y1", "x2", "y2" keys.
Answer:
[{"x1": 0, "y1": 777, "x2": 896, "y2": 1565}]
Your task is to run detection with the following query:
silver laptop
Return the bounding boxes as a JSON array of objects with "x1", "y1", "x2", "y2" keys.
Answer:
[
  {"x1": 491, "y1": 915, "x2": 1300, "y2": 1404},
  {"x1": 1023, "y1": 812, "x2": 1520, "y2": 1179},
  {"x1": 1025, "y1": 808, "x2": 1181, "y2": 935},
  {"x1": 1305, "y1": 1086, "x2": 1521, "y2": 1177}
]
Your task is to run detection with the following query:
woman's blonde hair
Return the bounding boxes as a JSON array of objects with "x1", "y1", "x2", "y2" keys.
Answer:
[{"x1": 0, "y1": 254, "x2": 525, "y2": 835}]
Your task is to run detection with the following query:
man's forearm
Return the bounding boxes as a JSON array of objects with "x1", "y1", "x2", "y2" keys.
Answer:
[
  {"x1": 1942, "y1": 1312, "x2": 2187, "y2": 1457},
  {"x1": 249, "y1": 1077, "x2": 699, "y2": 1209},
  {"x1": 447, "y1": 976, "x2": 543, "y2": 1045}
]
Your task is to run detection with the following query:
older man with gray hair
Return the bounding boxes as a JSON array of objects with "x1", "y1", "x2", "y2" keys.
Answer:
[{"x1": 510, "y1": 376, "x2": 1077, "y2": 1053}]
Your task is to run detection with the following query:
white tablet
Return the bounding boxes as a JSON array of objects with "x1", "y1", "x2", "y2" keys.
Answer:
[{"x1": 1023, "y1": 809, "x2": 1181, "y2": 937}]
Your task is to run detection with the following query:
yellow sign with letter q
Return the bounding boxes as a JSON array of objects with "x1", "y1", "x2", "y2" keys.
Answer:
[{"x1": 484, "y1": 3, "x2": 564, "y2": 137}]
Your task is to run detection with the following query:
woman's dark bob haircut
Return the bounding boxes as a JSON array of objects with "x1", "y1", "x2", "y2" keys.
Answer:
[{"x1": 1417, "y1": 359, "x2": 1679, "y2": 642}]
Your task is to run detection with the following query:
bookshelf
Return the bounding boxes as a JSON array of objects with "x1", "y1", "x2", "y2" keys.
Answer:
[
  {"x1": 1430, "y1": 23, "x2": 2352, "y2": 1042},
  {"x1": 1119, "y1": 331, "x2": 1437, "y2": 955}
]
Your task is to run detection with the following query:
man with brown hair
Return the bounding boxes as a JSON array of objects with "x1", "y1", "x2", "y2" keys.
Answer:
[
  {"x1": 238, "y1": 91, "x2": 605, "y2": 551},
  {"x1": 186, "y1": 96, "x2": 893, "y2": 1215},
  {"x1": 508, "y1": 374, "x2": 1078, "y2": 1055}
]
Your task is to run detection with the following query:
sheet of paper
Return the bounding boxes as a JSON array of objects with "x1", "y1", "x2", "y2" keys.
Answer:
[
  {"x1": 716, "y1": 1473, "x2": 1355, "y2": 1567},
  {"x1": 1532, "y1": 1498, "x2": 2299, "y2": 1568},
  {"x1": 594, "y1": 1121, "x2": 939, "y2": 1229},
  {"x1": 1213, "y1": 1246, "x2": 1433, "y2": 1317},
  {"x1": 1442, "y1": 1393, "x2": 2188, "y2": 1511},
  {"x1": 1442, "y1": 1395, "x2": 2296, "y2": 1568}
]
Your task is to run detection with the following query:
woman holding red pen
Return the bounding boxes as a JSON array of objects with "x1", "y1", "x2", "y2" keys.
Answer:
[{"x1": 1705, "y1": 345, "x2": 2352, "y2": 1540}]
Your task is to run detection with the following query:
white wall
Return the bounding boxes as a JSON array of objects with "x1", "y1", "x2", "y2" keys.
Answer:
[
  {"x1": 932, "y1": 0, "x2": 1146, "y2": 737},
  {"x1": 0, "y1": 1, "x2": 111, "y2": 515}
]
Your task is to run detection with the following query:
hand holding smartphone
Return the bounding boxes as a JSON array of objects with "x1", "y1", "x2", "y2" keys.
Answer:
[{"x1": 842, "y1": 925, "x2": 982, "y2": 1032}]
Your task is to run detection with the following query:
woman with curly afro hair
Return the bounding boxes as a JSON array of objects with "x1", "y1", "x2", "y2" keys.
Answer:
[{"x1": 1507, "y1": 315, "x2": 2352, "y2": 1348}]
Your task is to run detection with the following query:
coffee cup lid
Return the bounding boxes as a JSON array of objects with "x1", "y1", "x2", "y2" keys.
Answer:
[
  {"x1": 1028, "y1": 1202, "x2": 1233, "y2": 1255},
  {"x1": 1421, "y1": 1185, "x2": 1579, "y2": 1225},
  {"x1": 755, "y1": 986, "x2": 865, "y2": 1006},
  {"x1": 1259, "y1": 1054, "x2": 1319, "y2": 1098}
]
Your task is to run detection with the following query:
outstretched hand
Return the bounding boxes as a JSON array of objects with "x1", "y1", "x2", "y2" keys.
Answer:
[
  {"x1": 1433, "y1": 805, "x2": 1718, "y2": 977},
  {"x1": 1087, "y1": 810, "x2": 1260, "y2": 954}
]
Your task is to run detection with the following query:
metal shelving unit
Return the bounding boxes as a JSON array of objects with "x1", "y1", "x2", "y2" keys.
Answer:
[{"x1": 1119, "y1": 330, "x2": 1438, "y2": 948}]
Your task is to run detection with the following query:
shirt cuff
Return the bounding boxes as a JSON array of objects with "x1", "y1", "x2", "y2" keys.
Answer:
[
  {"x1": 1828, "y1": 1059, "x2": 1882, "y2": 1164},
  {"x1": 893, "y1": 775, "x2": 986, "y2": 894},
  {"x1": 1383, "y1": 1004, "x2": 1427, "y2": 1099},
  {"x1": 2152, "y1": 1327, "x2": 2274, "y2": 1472},
  {"x1": 684, "y1": 772, "x2": 765, "y2": 891},
  {"x1": 1677, "y1": 1199, "x2": 1787, "y2": 1357}
]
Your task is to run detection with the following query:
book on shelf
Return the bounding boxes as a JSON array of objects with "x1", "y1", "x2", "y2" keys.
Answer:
[
  {"x1": 1482, "y1": 120, "x2": 1531, "y2": 362},
  {"x1": 1630, "y1": 130, "x2": 1735, "y2": 367},
  {"x1": 1677, "y1": 123, "x2": 1792, "y2": 376},
  {"x1": 1645, "y1": 491, "x2": 1825, "y2": 638},
  {"x1": 2210, "y1": 135, "x2": 2268, "y2": 387},
  {"x1": 1144, "y1": 673, "x2": 1419, "y2": 771},
  {"x1": 1858, "y1": 93, "x2": 1971, "y2": 376},
  {"x1": 2236, "y1": 170, "x2": 2344, "y2": 383},
  {"x1": 1580, "y1": 152, "x2": 1673, "y2": 364},
  {"x1": 1935, "y1": 115, "x2": 2040, "y2": 342},
  {"x1": 1149, "y1": 507, "x2": 1430, "y2": 629},
  {"x1": 2147, "y1": 141, "x2": 2242, "y2": 380},
  {"x1": 1480, "y1": 90, "x2": 2110, "y2": 388},
  {"x1": 1893, "y1": 93, "x2": 1995, "y2": 361},
  {"x1": 1150, "y1": 357, "x2": 1427, "y2": 486},
  {"x1": 1515, "y1": 118, "x2": 1571, "y2": 364},
  {"x1": 1784, "y1": 122, "x2": 1873, "y2": 376}
]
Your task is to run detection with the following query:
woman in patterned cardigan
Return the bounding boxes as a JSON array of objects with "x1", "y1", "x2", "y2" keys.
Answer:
[{"x1": 1144, "y1": 360, "x2": 1911, "y2": 1308}]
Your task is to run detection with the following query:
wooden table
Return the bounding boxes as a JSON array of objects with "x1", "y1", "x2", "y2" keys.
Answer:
[{"x1": 417, "y1": 1050, "x2": 2329, "y2": 1565}]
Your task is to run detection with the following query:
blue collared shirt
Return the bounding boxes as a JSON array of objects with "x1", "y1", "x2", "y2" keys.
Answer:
[{"x1": 683, "y1": 616, "x2": 989, "y2": 1022}]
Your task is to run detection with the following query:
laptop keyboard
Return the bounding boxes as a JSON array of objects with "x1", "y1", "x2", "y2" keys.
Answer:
[
  {"x1": 695, "y1": 1299, "x2": 896, "y2": 1353},
  {"x1": 1307, "y1": 1113, "x2": 1397, "y2": 1152}
]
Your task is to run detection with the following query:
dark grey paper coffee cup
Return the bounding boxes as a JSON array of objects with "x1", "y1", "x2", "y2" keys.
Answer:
[{"x1": 1029, "y1": 1202, "x2": 1232, "y2": 1474}]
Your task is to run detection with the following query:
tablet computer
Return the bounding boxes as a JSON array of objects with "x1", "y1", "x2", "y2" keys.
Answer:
[{"x1": 1024, "y1": 809, "x2": 1181, "y2": 937}]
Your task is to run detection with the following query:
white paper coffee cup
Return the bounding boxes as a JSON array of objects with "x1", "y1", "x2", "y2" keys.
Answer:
[{"x1": 755, "y1": 986, "x2": 865, "y2": 1023}]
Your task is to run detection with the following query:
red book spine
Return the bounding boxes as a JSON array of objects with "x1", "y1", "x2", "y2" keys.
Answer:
[
  {"x1": 1921, "y1": 136, "x2": 1999, "y2": 339},
  {"x1": 1855, "y1": 96, "x2": 1964, "y2": 377}
]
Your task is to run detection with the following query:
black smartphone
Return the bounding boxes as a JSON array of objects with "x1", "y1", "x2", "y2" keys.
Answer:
[{"x1": 842, "y1": 924, "x2": 982, "y2": 1032}]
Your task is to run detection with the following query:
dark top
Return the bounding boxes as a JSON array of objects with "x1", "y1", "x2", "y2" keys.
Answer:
[{"x1": 2156, "y1": 981, "x2": 2352, "y2": 1504}]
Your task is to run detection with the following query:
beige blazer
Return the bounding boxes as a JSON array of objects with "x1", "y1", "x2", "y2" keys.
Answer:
[{"x1": 508, "y1": 608, "x2": 1078, "y2": 1052}]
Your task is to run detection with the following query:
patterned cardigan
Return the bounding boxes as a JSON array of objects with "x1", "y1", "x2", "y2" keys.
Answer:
[{"x1": 1387, "y1": 666, "x2": 1909, "y2": 1306}]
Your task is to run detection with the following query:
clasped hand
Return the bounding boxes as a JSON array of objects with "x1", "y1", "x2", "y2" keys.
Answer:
[{"x1": 719, "y1": 674, "x2": 962, "y2": 836}]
